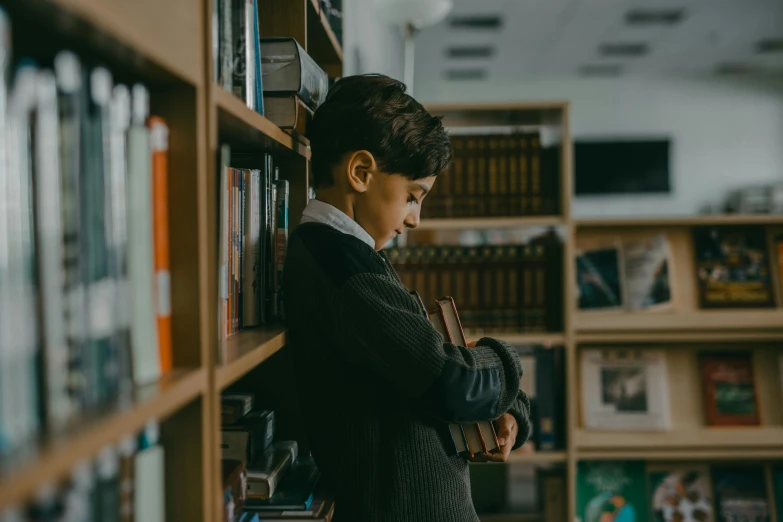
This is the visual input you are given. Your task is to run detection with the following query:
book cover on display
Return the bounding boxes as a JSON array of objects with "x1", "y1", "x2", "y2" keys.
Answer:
[
  {"x1": 577, "y1": 460, "x2": 648, "y2": 522},
  {"x1": 648, "y1": 465, "x2": 714, "y2": 522}
]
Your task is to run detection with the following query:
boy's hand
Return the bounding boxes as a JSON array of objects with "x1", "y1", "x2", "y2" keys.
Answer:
[
  {"x1": 466, "y1": 340, "x2": 477, "y2": 348},
  {"x1": 468, "y1": 413, "x2": 517, "y2": 463}
]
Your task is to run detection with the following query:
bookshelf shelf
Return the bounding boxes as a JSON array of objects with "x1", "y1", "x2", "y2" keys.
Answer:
[
  {"x1": 508, "y1": 450, "x2": 568, "y2": 464},
  {"x1": 575, "y1": 214, "x2": 783, "y2": 228},
  {"x1": 216, "y1": 327, "x2": 288, "y2": 390},
  {"x1": 215, "y1": 87, "x2": 311, "y2": 159},
  {"x1": 416, "y1": 216, "x2": 565, "y2": 231},
  {"x1": 577, "y1": 330, "x2": 783, "y2": 344},
  {"x1": 575, "y1": 426, "x2": 783, "y2": 452},
  {"x1": 466, "y1": 332, "x2": 567, "y2": 346},
  {"x1": 574, "y1": 310, "x2": 783, "y2": 333},
  {"x1": 12, "y1": 0, "x2": 203, "y2": 87},
  {"x1": 0, "y1": 368, "x2": 206, "y2": 509},
  {"x1": 577, "y1": 448, "x2": 783, "y2": 461},
  {"x1": 307, "y1": 0, "x2": 343, "y2": 74}
]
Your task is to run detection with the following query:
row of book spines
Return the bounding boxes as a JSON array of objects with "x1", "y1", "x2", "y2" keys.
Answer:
[
  {"x1": 219, "y1": 162, "x2": 289, "y2": 340},
  {"x1": 423, "y1": 132, "x2": 560, "y2": 218},
  {"x1": 1, "y1": 423, "x2": 165, "y2": 522}
]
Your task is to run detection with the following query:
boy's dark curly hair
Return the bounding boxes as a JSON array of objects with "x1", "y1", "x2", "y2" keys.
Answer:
[{"x1": 309, "y1": 74, "x2": 453, "y2": 190}]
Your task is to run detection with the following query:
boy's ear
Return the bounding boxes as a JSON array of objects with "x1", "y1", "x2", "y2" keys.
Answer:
[{"x1": 346, "y1": 150, "x2": 377, "y2": 194}]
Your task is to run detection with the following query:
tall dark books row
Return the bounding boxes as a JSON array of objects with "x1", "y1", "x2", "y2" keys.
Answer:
[
  {"x1": 386, "y1": 230, "x2": 563, "y2": 333},
  {"x1": 217, "y1": 147, "x2": 289, "y2": 340},
  {"x1": 516, "y1": 345, "x2": 566, "y2": 453},
  {"x1": 0, "y1": 422, "x2": 166, "y2": 522},
  {"x1": 577, "y1": 460, "x2": 783, "y2": 522},
  {"x1": 421, "y1": 131, "x2": 560, "y2": 219},
  {"x1": 0, "y1": 10, "x2": 173, "y2": 457},
  {"x1": 220, "y1": 394, "x2": 333, "y2": 522}
]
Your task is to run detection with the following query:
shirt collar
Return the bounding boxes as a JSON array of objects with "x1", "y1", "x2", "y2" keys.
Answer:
[{"x1": 300, "y1": 199, "x2": 376, "y2": 249}]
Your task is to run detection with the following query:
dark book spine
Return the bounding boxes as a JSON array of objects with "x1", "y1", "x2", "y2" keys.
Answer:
[{"x1": 534, "y1": 347, "x2": 557, "y2": 451}]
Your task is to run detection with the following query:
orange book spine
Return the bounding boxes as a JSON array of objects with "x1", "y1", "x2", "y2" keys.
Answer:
[{"x1": 149, "y1": 117, "x2": 173, "y2": 373}]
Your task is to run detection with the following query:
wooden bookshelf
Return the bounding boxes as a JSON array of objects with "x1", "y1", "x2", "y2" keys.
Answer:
[
  {"x1": 0, "y1": 0, "x2": 342, "y2": 518},
  {"x1": 508, "y1": 451, "x2": 568, "y2": 464},
  {"x1": 465, "y1": 332, "x2": 567, "y2": 346},
  {"x1": 214, "y1": 86, "x2": 311, "y2": 158},
  {"x1": 575, "y1": 427, "x2": 783, "y2": 452},
  {"x1": 216, "y1": 327, "x2": 288, "y2": 390},
  {"x1": 578, "y1": 448, "x2": 783, "y2": 461},
  {"x1": 307, "y1": 0, "x2": 343, "y2": 76},
  {"x1": 0, "y1": 368, "x2": 206, "y2": 508}
]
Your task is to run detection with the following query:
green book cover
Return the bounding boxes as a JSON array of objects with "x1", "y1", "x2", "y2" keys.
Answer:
[
  {"x1": 772, "y1": 467, "x2": 783, "y2": 522},
  {"x1": 577, "y1": 460, "x2": 648, "y2": 522}
]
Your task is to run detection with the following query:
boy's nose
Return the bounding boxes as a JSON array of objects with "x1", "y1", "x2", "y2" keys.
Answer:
[{"x1": 404, "y1": 209, "x2": 420, "y2": 229}]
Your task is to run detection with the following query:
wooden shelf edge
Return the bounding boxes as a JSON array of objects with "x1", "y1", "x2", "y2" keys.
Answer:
[
  {"x1": 574, "y1": 310, "x2": 783, "y2": 334},
  {"x1": 415, "y1": 216, "x2": 565, "y2": 231},
  {"x1": 0, "y1": 368, "x2": 206, "y2": 508},
  {"x1": 577, "y1": 449, "x2": 783, "y2": 461},
  {"x1": 214, "y1": 87, "x2": 311, "y2": 159},
  {"x1": 465, "y1": 332, "x2": 566, "y2": 346},
  {"x1": 425, "y1": 101, "x2": 570, "y2": 113},
  {"x1": 575, "y1": 214, "x2": 783, "y2": 228},
  {"x1": 575, "y1": 427, "x2": 783, "y2": 453},
  {"x1": 577, "y1": 330, "x2": 783, "y2": 344},
  {"x1": 308, "y1": 0, "x2": 343, "y2": 63},
  {"x1": 507, "y1": 450, "x2": 568, "y2": 464},
  {"x1": 216, "y1": 328, "x2": 287, "y2": 390}
]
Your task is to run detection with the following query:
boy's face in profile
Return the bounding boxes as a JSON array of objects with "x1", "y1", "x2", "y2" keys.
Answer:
[
  {"x1": 336, "y1": 149, "x2": 439, "y2": 250},
  {"x1": 359, "y1": 169, "x2": 437, "y2": 249}
]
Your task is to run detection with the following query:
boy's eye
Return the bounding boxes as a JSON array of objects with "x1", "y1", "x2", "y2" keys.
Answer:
[{"x1": 408, "y1": 194, "x2": 419, "y2": 204}]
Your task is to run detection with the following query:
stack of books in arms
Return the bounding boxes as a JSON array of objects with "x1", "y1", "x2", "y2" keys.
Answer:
[
  {"x1": 577, "y1": 460, "x2": 783, "y2": 522},
  {"x1": 212, "y1": 0, "x2": 329, "y2": 136},
  {"x1": 421, "y1": 130, "x2": 560, "y2": 219},
  {"x1": 0, "y1": 421, "x2": 167, "y2": 522},
  {"x1": 217, "y1": 147, "x2": 290, "y2": 340},
  {"x1": 0, "y1": 8, "x2": 173, "y2": 458},
  {"x1": 388, "y1": 228, "x2": 564, "y2": 334},
  {"x1": 220, "y1": 394, "x2": 334, "y2": 522}
]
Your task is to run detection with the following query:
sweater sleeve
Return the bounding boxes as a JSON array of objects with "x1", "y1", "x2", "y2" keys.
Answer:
[
  {"x1": 332, "y1": 271, "x2": 522, "y2": 423},
  {"x1": 506, "y1": 390, "x2": 532, "y2": 450}
]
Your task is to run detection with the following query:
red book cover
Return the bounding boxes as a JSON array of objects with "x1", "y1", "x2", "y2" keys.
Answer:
[{"x1": 699, "y1": 351, "x2": 760, "y2": 426}]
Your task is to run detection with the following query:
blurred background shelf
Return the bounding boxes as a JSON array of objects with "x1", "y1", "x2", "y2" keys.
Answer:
[
  {"x1": 0, "y1": 368, "x2": 206, "y2": 508},
  {"x1": 416, "y1": 216, "x2": 565, "y2": 231},
  {"x1": 575, "y1": 214, "x2": 783, "y2": 228}
]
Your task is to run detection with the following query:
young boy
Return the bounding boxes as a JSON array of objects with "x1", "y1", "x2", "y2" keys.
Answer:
[{"x1": 283, "y1": 74, "x2": 531, "y2": 522}]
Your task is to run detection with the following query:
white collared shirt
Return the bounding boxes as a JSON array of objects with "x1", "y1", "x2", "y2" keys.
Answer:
[{"x1": 300, "y1": 198, "x2": 376, "y2": 249}]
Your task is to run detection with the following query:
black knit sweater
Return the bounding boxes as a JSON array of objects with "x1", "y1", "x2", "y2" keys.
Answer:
[{"x1": 283, "y1": 222, "x2": 531, "y2": 522}]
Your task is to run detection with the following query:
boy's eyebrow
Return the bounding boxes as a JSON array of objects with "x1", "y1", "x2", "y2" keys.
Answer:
[{"x1": 414, "y1": 182, "x2": 430, "y2": 196}]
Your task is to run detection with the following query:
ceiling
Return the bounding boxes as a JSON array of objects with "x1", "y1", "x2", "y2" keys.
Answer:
[{"x1": 413, "y1": 0, "x2": 783, "y2": 85}]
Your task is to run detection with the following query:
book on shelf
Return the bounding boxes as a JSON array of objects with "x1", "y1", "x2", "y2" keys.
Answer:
[
  {"x1": 577, "y1": 234, "x2": 674, "y2": 313},
  {"x1": 581, "y1": 349, "x2": 671, "y2": 432},
  {"x1": 221, "y1": 408, "x2": 276, "y2": 466},
  {"x1": 417, "y1": 294, "x2": 501, "y2": 459},
  {"x1": 223, "y1": 459, "x2": 249, "y2": 521},
  {"x1": 773, "y1": 466, "x2": 783, "y2": 522},
  {"x1": 388, "y1": 231, "x2": 563, "y2": 334},
  {"x1": 648, "y1": 464, "x2": 714, "y2": 522},
  {"x1": 577, "y1": 460, "x2": 648, "y2": 522},
  {"x1": 771, "y1": 232, "x2": 783, "y2": 306},
  {"x1": 0, "y1": 36, "x2": 173, "y2": 456},
  {"x1": 229, "y1": 0, "x2": 264, "y2": 114},
  {"x1": 263, "y1": 94, "x2": 314, "y2": 136},
  {"x1": 150, "y1": 116, "x2": 173, "y2": 375},
  {"x1": 259, "y1": 38, "x2": 328, "y2": 112},
  {"x1": 537, "y1": 468, "x2": 567, "y2": 522},
  {"x1": 576, "y1": 239, "x2": 625, "y2": 311},
  {"x1": 245, "y1": 456, "x2": 321, "y2": 512},
  {"x1": 222, "y1": 393, "x2": 255, "y2": 424},
  {"x1": 247, "y1": 441, "x2": 299, "y2": 500},
  {"x1": 421, "y1": 130, "x2": 560, "y2": 219},
  {"x1": 693, "y1": 225, "x2": 776, "y2": 309},
  {"x1": 712, "y1": 466, "x2": 769, "y2": 522},
  {"x1": 218, "y1": 151, "x2": 289, "y2": 340},
  {"x1": 699, "y1": 351, "x2": 760, "y2": 426},
  {"x1": 252, "y1": 497, "x2": 335, "y2": 521}
]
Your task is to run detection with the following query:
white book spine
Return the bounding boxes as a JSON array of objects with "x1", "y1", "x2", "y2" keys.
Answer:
[
  {"x1": 244, "y1": 0, "x2": 255, "y2": 110},
  {"x1": 243, "y1": 169, "x2": 261, "y2": 326},
  {"x1": 127, "y1": 85, "x2": 160, "y2": 385},
  {"x1": 35, "y1": 69, "x2": 72, "y2": 429},
  {"x1": 6, "y1": 64, "x2": 41, "y2": 449}
]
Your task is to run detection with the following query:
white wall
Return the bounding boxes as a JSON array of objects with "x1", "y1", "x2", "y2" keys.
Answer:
[
  {"x1": 416, "y1": 76, "x2": 783, "y2": 218},
  {"x1": 341, "y1": 0, "x2": 405, "y2": 81}
]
